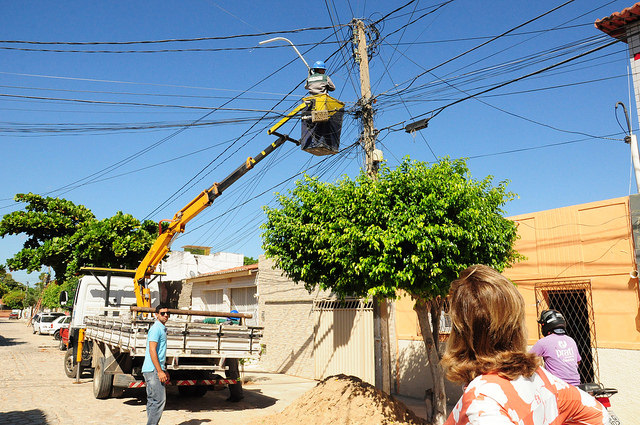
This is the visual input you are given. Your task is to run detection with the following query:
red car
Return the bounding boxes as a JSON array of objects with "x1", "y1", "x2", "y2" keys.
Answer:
[{"x1": 9, "y1": 311, "x2": 19, "y2": 320}]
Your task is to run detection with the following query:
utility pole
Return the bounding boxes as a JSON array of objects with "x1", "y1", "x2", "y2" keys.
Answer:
[
  {"x1": 354, "y1": 19, "x2": 378, "y2": 177},
  {"x1": 352, "y1": 18, "x2": 390, "y2": 394},
  {"x1": 616, "y1": 102, "x2": 640, "y2": 193}
]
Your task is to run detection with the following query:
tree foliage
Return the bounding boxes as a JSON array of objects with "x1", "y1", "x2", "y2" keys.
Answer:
[
  {"x1": 262, "y1": 157, "x2": 522, "y2": 300},
  {"x1": 2, "y1": 289, "x2": 25, "y2": 309},
  {"x1": 243, "y1": 256, "x2": 258, "y2": 266},
  {"x1": 0, "y1": 193, "x2": 159, "y2": 282},
  {"x1": 262, "y1": 157, "x2": 522, "y2": 424},
  {"x1": 0, "y1": 266, "x2": 24, "y2": 300}
]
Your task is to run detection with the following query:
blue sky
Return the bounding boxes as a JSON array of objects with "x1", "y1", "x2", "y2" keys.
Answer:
[{"x1": 0, "y1": 0, "x2": 637, "y2": 284}]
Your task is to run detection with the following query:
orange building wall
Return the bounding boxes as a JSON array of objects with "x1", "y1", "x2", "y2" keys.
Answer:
[
  {"x1": 506, "y1": 197, "x2": 640, "y2": 349},
  {"x1": 394, "y1": 196, "x2": 640, "y2": 350}
]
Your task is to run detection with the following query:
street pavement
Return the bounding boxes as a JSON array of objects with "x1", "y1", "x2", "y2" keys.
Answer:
[{"x1": 0, "y1": 318, "x2": 319, "y2": 425}]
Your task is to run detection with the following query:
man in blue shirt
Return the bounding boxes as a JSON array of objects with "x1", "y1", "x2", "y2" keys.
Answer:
[{"x1": 142, "y1": 305, "x2": 170, "y2": 425}]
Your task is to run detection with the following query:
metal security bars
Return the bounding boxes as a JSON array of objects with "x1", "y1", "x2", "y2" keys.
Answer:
[
  {"x1": 312, "y1": 299, "x2": 374, "y2": 311},
  {"x1": 533, "y1": 279, "x2": 599, "y2": 383}
]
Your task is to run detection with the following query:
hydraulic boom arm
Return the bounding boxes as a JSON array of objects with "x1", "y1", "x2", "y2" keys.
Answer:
[
  {"x1": 133, "y1": 132, "x2": 297, "y2": 307},
  {"x1": 132, "y1": 94, "x2": 344, "y2": 308}
]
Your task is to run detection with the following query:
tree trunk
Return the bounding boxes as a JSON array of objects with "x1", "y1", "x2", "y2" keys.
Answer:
[{"x1": 414, "y1": 298, "x2": 447, "y2": 425}]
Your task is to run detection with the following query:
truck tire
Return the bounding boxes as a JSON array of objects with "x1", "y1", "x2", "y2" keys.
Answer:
[
  {"x1": 178, "y1": 385, "x2": 208, "y2": 397},
  {"x1": 93, "y1": 356, "x2": 113, "y2": 399},
  {"x1": 225, "y1": 358, "x2": 243, "y2": 402},
  {"x1": 64, "y1": 348, "x2": 83, "y2": 378}
]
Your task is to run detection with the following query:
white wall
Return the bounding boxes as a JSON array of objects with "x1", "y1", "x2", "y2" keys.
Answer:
[
  {"x1": 159, "y1": 251, "x2": 243, "y2": 281},
  {"x1": 598, "y1": 348, "x2": 639, "y2": 424}
]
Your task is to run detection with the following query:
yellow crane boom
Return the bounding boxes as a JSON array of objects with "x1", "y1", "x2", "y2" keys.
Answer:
[{"x1": 132, "y1": 94, "x2": 344, "y2": 307}]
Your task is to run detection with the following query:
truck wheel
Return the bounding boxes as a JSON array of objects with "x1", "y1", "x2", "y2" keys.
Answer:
[
  {"x1": 225, "y1": 358, "x2": 244, "y2": 401},
  {"x1": 178, "y1": 386, "x2": 207, "y2": 397},
  {"x1": 64, "y1": 349, "x2": 83, "y2": 378},
  {"x1": 93, "y1": 356, "x2": 113, "y2": 399}
]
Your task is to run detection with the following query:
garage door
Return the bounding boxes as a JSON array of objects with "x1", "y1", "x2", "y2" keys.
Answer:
[{"x1": 313, "y1": 299, "x2": 374, "y2": 385}]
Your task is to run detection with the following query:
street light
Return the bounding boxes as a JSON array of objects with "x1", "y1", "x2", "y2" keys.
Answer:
[{"x1": 259, "y1": 37, "x2": 310, "y2": 72}]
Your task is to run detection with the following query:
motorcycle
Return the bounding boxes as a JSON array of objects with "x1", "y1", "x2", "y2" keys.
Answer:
[{"x1": 577, "y1": 383, "x2": 621, "y2": 425}]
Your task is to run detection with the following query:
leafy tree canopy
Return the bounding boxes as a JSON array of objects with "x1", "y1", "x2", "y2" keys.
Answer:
[
  {"x1": 0, "y1": 193, "x2": 159, "y2": 282},
  {"x1": 2, "y1": 289, "x2": 25, "y2": 309},
  {"x1": 243, "y1": 256, "x2": 258, "y2": 266},
  {"x1": 262, "y1": 157, "x2": 522, "y2": 424},
  {"x1": 262, "y1": 157, "x2": 522, "y2": 301},
  {"x1": 0, "y1": 266, "x2": 23, "y2": 298}
]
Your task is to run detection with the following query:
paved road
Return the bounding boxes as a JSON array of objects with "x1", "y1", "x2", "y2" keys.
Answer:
[{"x1": 0, "y1": 318, "x2": 317, "y2": 425}]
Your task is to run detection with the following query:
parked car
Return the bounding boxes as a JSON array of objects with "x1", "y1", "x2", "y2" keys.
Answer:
[
  {"x1": 50, "y1": 315, "x2": 71, "y2": 339},
  {"x1": 9, "y1": 310, "x2": 20, "y2": 319},
  {"x1": 32, "y1": 312, "x2": 65, "y2": 334}
]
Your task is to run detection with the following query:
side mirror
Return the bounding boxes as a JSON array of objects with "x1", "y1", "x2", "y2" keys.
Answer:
[{"x1": 59, "y1": 291, "x2": 69, "y2": 306}]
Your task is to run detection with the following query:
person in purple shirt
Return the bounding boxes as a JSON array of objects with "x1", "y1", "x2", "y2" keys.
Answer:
[{"x1": 530, "y1": 309, "x2": 581, "y2": 386}]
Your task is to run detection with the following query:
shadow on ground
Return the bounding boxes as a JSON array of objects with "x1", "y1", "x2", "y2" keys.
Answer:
[
  {"x1": 0, "y1": 409, "x2": 48, "y2": 425},
  {"x1": 121, "y1": 386, "x2": 278, "y2": 413},
  {"x1": 0, "y1": 334, "x2": 25, "y2": 346}
]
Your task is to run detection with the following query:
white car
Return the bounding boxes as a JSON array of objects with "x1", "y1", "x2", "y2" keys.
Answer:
[
  {"x1": 49, "y1": 315, "x2": 71, "y2": 339},
  {"x1": 32, "y1": 313, "x2": 65, "y2": 335}
]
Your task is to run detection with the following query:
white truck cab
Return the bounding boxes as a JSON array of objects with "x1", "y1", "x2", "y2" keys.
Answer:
[{"x1": 70, "y1": 274, "x2": 159, "y2": 328}]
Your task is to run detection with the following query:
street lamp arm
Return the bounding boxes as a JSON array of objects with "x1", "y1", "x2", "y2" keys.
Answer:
[{"x1": 259, "y1": 37, "x2": 310, "y2": 71}]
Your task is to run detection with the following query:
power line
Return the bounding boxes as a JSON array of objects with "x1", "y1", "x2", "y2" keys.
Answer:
[
  {"x1": 374, "y1": 0, "x2": 577, "y2": 100},
  {"x1": 0, "y1": 41, "x2": 343, "y2": 54},
  {"x1": 0, "y1": 26, "x2": 340, "y2": 45},
  {"x1": 383, "y1": 34, "x2": 623, "y2": 132}
]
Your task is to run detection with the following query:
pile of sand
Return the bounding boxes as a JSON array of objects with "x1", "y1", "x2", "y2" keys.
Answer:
[{"x1": 250, "y1": 374, "x2": 428, "y2": 425}]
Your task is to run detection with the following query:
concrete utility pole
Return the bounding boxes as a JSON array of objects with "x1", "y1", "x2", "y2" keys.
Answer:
[
  {"x1": 352, "y1": 18, "x2": 391, "y2": 394},
  {"x1": 616, "y1": 102, "x2": 640, "y2": 193},
  {"x1": 354, "y1": 19, "x2": 378, "y2": 177}
]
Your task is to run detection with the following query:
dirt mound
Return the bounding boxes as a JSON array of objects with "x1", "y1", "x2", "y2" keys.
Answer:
[{"x1": 250, "y1": 374, "x2": 427, "y2": 425}]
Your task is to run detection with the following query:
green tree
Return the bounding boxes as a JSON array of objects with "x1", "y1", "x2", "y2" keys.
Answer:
[
  {"x1": 243, "y1": 256, "x2": 258, "y2": 266},
  {"x1": 0, "y1": 266, "x2": 23, "y2": 298},
  {"x1": 2, "y1": 289, "x2": 25, "y2": 309},
  {"x1": 262, "y1": 158, "x2": 522, "y2": 424},
  {"x1": 0, "y1": 193, "x2": 159, "y2": 282}
]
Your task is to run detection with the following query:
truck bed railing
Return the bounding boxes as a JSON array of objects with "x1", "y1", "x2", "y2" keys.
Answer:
[{"x1": 84, "y1": 316, "x2": 263, "y2": 359}]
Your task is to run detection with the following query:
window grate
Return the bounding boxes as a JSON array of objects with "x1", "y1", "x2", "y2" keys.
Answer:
[{"x1": 312, "y1": 299, "x2": 373, "y2": 311}]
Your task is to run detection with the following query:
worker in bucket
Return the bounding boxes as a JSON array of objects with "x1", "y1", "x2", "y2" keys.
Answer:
[{"x1": 305, "y1": 60, "x2": 335, "y2": 95}]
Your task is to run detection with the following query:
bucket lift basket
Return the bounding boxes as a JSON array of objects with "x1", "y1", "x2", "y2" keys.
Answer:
[{"x1": 268, "y1": 94, "x2": 345, "y2": 156}]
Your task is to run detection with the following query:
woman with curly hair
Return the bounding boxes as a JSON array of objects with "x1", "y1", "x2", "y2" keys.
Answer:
[{"x1": 441, "y1": 265, "x2": 609, "y2": 425}]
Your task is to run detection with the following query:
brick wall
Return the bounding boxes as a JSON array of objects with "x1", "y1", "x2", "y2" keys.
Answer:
[{"x1": 257, "y1": 255, "x2": 331, "y2": 379}]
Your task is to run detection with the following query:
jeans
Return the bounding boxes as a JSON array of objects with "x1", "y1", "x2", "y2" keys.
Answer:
[{"x1": 143, "y1": 371, "x2": 166, "y2": 425}]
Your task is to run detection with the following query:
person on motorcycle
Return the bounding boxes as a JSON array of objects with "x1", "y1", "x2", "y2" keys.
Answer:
[
  {"x1": 530, "y1": 309, "x2": 582, "y2": 386},
  {"x1": 305, "y1": 61, "x2": 335, "y2": 95}
]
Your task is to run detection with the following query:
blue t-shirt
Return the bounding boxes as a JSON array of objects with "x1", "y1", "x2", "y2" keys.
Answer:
[{"x1": 142, "y1": 320, "x2": 167, "y2": 373}]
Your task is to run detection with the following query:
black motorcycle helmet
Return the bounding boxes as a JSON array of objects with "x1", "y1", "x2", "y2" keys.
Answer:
[{"x1": 538, "y1": 309, "x2": 567, "y2": 336}]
